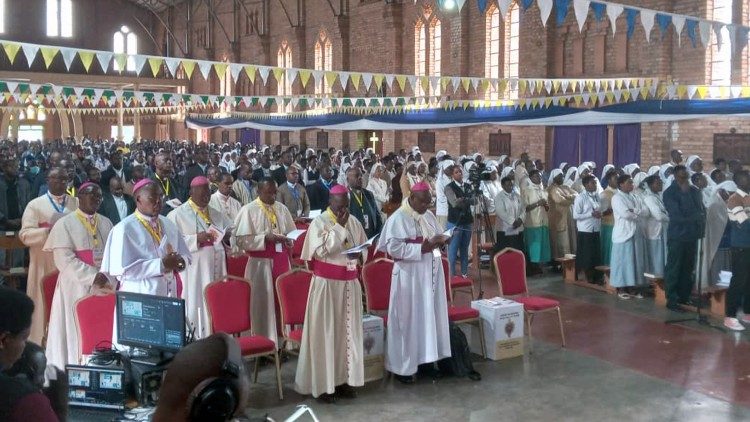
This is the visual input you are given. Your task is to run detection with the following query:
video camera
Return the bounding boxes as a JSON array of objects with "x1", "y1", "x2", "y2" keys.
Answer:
[{"x1": 467, "y1": 162, "x2": 491, "y2": 193}]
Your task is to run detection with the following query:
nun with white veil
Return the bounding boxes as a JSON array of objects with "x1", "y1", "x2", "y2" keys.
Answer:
[
  {"x1": 699, "y1": 179, "x2": 732, "y2": 288},
  {"x1": 563, "y1": 167, "x2": 578, "y2": 188}
]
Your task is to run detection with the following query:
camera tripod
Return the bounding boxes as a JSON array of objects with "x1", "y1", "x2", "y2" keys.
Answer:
[{"x1": 469, "y1": 187, "x2": 495, "y2": 300}]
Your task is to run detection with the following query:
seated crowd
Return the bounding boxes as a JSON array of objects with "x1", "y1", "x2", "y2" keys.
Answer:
[{"x1": 1, "y1": 136, "x2": 749, "y2": 420}]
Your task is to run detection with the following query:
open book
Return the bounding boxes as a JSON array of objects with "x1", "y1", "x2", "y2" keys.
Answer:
[
  {"x1": 442, "y1": 227, "x2": 456, "y2": 238},
  {"x1": 285, "y1": 229, "x2": 307, "y2": 241},
  {"x1": 341, "y1": 235, "x2": 380, "y2": 255},
  {"x1": 307, "y1": 209, "x2": 322, "y2": 219}
]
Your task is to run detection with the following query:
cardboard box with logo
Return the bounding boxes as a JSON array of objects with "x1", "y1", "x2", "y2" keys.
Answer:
[{"x1": 460, "y1": 297, "x2": 524, "y2": 360}]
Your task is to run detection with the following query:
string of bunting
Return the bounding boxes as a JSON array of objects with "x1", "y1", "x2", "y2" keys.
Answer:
[
  {"x1": 451, "y1": 0, "x2": 750, "y2": 51},
  {"x1": 0, "y1": 37, "x2": 655, "y2": 98}
]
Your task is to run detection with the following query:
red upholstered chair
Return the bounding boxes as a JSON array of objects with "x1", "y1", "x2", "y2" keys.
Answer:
[
  {"x1": 275, "y1": 270, "x2": 312, "y2": 352},
  {"x1": 226, "y1": 255, "x2": 249, "y2": 279},
  {"x1": 441, "y1": 259, "x2": 486, "y2": 358},
  {"x1": 494, "y1": 248, "x2": 565, "y2": 353},
  {"x1": 42, "y1": 271, "x2": 59, "y2": 336},
  {"x1": 204, "y1": 278, "x2": 283, "y2": 399},
  {"x1": 290, "y1": 231, "x2": 308, "y2": 269},
  {"x1": 440, "y1": 257, "x2": 475, "y2": 300},
  {"x1": 295, "y1": 221, "x2": 310, "y2": 230},
  {"x1": 75, "y1": 294, "x2": 115, "y2": 362},
  {"x1": 361, "y1": 258, "x2": 393, "y2": 325},
  {"x1": 365, "y1": 243, "x2": 386, "y2": 264}
]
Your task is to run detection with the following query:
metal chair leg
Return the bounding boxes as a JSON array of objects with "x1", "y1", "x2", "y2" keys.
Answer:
[
  {"x1": 526, "y1": 313, "x2": 534, "y2": 355},
  {"x1": 274, "y1": 350, "x2": 284, "y2": 400},
  {"x1": 556, "y1": 307, "x2": 566, "y2": 348},
  {"x1": 476, "y1": 320, "x2": 487, "y2": 359},
  {"x1": 253, "y1": 357, "x2": 260, "y2": 383}
]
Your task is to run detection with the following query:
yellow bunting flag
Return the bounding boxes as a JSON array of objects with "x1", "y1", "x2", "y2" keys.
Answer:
[
  {"x1": 114, "y1": 54, "x2": 127, "y2": 72},
  {"x1": 40, "y1": 47, "x2": 59, "y2": 69},
  {"x1": 78, "y1": 51, "x2": 95, "y2": 72},
  {"x1": 441, "y1": 77, "x2": 450, "y2": 92},
  {"x1": 182, "y1": 60, "x2": 196, "y2": 79},
  {"x1": 622, "y1": 90, "x2": 631, "y2": 101},
  {"x1": 325, "y1": 71, "x2": 338, "y2": 89},
  {"x1": 213, "y1": 62, "x2": 228, "y2": 79},
  {"x1": 420, "y1": 76, "x2": 429, "y2": 94},
  {"x1": 552, "y1": 80, "x2": 561, "y2": 93},
  {"x1": 272, "y1": 67, "x2": 285, "y2": 83},
  {"x1": 2, "y1": 42, "x2": 20, "y2": 64},
  {"x1": 148, "y1": 58, "x2": 163, "y2": 77},
  {"x1": 676, "y1": 85, "x2": 687, "y2": 99},
  {"x1": 696, "y1": 86, "x2": 708, "y2": 99},
  {"x1": 719, "y1": 86, "x2": 729, "y2": 99},
  {"x1": 298, "y1": 70, "x2": 311, "y2": 88},
  {"x1": 605, "y1": 92, "x2": 615, "y2": 103},
  {"x1": 350, "y1": 73, "x2": 361, "y2": 90},
  {"x1": 741, "y1": 87, "x2": 750, "y2": 98},
  {"x1": 460, "y1": 78, "x2": 471, "y2": 93},
  {"x1": 518, "y1": 80, "x2": 527, "y2": 95},
  {"x1": 244, "y1": 65, "x2": 256, "y2": 83},
  {"x1": 373, "y1": 74, "x2": 385, "y2": 89},
  {"x1": 395, "y1": 75, "x2": 407, "y2": 92}
]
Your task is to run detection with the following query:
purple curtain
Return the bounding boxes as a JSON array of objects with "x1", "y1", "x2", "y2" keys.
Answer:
[
  {"x1": 579, "y1": 125, "x2": 608, "y2": 171},
  {"x1": 552, "y1": 126, "x2": 581, "y2": 169},
  {"x1": 239, "y1": 128, "x2": 261, "y2": 147},
  {"x1": 613, "y1": 124, "x2": 642, "y2": 167}
]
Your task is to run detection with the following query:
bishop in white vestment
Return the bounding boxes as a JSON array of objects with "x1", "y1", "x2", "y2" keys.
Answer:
[
  {"x1": 234, "y1": 178, "x2": 296, "y2": 347},
  {"x1": 19, "y1": 167, "x2": 78, "y2": 344},
  {"x1": 377, "y1": 182, "x2": 451, "y2": 381},
  {"x1": 168, "y1": 176, "x2": 231, "y2": 338},
  {"x1": 44, "y1": 183, "x2": 113, "y2": 368},
  {"x1": 294, "y1": 185, "x2": 367, "y2": 400}
]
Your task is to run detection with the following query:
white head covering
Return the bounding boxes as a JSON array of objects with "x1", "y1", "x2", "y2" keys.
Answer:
[
  {"x1": 472, "y1": 152, "x2": 483, "y2": 161},
  {"x1": 584, "y1": 161, "x2": 596, "y2": 170},
  {"x1": 564, "y1": 167, "x2": 578, "y2": 187},
  {"x1": 370, "y1": 162, "x2": 385, "y2": 178},
  {"x1": 411, "y1": 146, "x2": 421, "y2": 155},
  {"x1": 601, "y1": 164, "x2": 614, "y2": 180},
  {"x1": 548, "y1": 169, "x2": 564, "y2": 186},
  {"x1": 558, "y1": 162, "x2": 568, "y2": 170},
  {"x1": 436, "y1": 150, "x2": 447, "y2": 160},
  {"x1": 659, "y1": 163, "x2": 673, "y2": 181},
  {"x1": 623, "y1": 163, "x2": 640, "y2": 175},
  {"x1": 498, "y1": 155, "x2": 508, "y2": 166},
  {"x1": 716, "y1": 180, "x2": 737, "y2": 193},
  {"x1": 500, "y1": 166, "x2": 514, "y2": 180},
  {"x1": 463, "y1": 161, "x2": 477, "y2": 183},
  {"x1": 485, "y1": 160, "x2": 499, "y2": 172},
  {"x1": 633, "y1": 171, "x2": 648, "y2": 190},
  {"x1": 647, "y1": 165, "x2": 660, "y2": 176},
  {"x1": 685, "y1": 155, "x2": 700, "y2": 173},
  {"x1": 577, "y1": 163, "x2": 591, "y2": 176}
]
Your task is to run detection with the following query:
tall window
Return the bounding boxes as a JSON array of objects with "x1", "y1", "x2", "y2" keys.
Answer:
[
  {"x1": 414, "y1": 21, "x2": 427, "y2": 97},
  {"x1": 505, "y1": 3, "x2": 520, "y2": 99},
  {"x1": 113, "y1": 26, "x2": 137, "y2": 71},
  {"x1": 429, "y1": 19, "x2": 441, "y2": 96},
  {"x1": 709, "y1": 0, "x2": 732, "y2": 86},
  {"x1": 277, "y1": 41, "x2": 292, "y2": 112},
  {"x1": 0, "y1": 0, "x2": 5, "y2": 34},
  {"x1": 47, "y1": 0, "x2": 73, "y2": 37},
  {"x1": 485, "y1": 5, "x2": 501, "y2": 100},
  {"x1": 314, "y1": 31, "x2": 333, "y2": 96},
  {"x1": 414, "y1": 13, "x2": 441, "y2": 97}
]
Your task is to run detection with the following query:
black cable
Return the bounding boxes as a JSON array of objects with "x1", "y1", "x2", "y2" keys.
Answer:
[{"x1": 89, "y1": 340, "x2": 122, "y2": 366}]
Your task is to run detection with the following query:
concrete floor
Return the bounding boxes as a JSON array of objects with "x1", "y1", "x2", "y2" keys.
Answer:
[{"x1": 244, "y1": 273, "x2": 750, "y2": 422}]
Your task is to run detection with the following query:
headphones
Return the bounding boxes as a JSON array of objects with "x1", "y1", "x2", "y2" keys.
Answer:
[{"x1": 186, "y1": 335, "x2": 243, "y2": 421}]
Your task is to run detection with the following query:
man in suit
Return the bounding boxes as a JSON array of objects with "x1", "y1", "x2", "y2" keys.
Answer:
[
  {"x1": 98, "y1": 176, "x2": 135, "y2": 225},
  {"x1": 307, "y1": 163, "x2": 337, "y2": 211},
  {"x1": 100, "y1": 150, "x2": 130, "y2": 191},
  {"x1": 347, "y1": 167, "x2": 383, "y2": 239},
  {"x1": 183, "y1": 147, "x2": 209, "y2": 188},
  {"x1": 276, "y1": 166, "x2": 310, "y2": 221},
  {"x1": 0, "y1": 157, "x2": 31, "y2": 231},
  {"x1": 232, "y1": 163, "x2": 256, "y2": 205},
  {"x1": 252, "y1": 155, "x2": 273, "y2": 182},
  {"x1": 152, "y1": 152, "x2": 183, "y2": 215},
  {"x1": 271, "y1": 151, "x2": 294, "y2": 186}
]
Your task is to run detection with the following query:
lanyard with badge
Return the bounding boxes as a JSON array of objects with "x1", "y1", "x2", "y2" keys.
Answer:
[
  {"x1": 351, "y1": 189, "x2": 370, "y2": 230},
  {"x1": 75, "y1": 209, "x2": 104, "y2": 266}
]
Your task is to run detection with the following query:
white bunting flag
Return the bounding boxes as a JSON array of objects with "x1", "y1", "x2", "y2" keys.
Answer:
[
  {"x1": 698, "y1": 21, "x2": 711, "y2": 47},
  {"x1": 60, "y1": 48, "x2": 76, "y2": 70},
  {"x1": 96, "y1": 52, "x2": 113, "y2": 72},
  {"x1": 362, "y1": 73, "x2": 373, "y2": 90},
  {"x1": 672, "y1": 15, "x2": 686, "y2": 46},
  {"x1": 257, "y1": 66, "x2": 271, "y2": 84},
  {"x1": 606, "y1": 3, "x2": 624, "y2": 36},
  {"x1": 165, "y1": 58, "x2": 181, "y2": 77},
  {"x1": 537, "y1": 0, "x2": 553, "y2": 27},
  {"x1": 713, "y1": 23, "x2": 724, "y2": 51},
  {"x1": 21, "y1": 44, "x2": 39, "y2": 66},
  {"x1": 197, "y1": 60, "x2": 213, "y2": 80},
  {"x1": 498, "y1": 0, "x2": 513, "y2": 15},
  {"x1": 132, "y1": 55, "x2": 148, "y2": 74},
  {"x1": 640, "y1": 10, "x2": 656, "y2": 43},
  {"x1": 574, "y1": 0, "x2": 590, "y2": 32}
]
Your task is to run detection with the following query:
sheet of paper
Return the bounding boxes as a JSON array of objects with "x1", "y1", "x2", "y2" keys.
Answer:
[
  {"x1": 341, "y1": 235, "x2": 379, "y2": 255},
  {"x1": 442, "y1": 227, "x2": 456, "y2": 238},
  {"x1": 308, "y1": 209, "x2": 322, "y2": 219},
  {"x1": 207, "y1": 224, "x2": 225, "y2": 246},
  {"x1": 166, "y1": 198, "x2": 182, "y2": 208},
  {"x1": 286, "y1": 229, "x2": 307, "y2": 241},
  {"x1": 275, "y1": 243, "x2": 283, "y2": 253}
]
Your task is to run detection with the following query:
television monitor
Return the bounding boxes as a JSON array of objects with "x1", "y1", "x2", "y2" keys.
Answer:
[{"x1": 115, "y1": 291, "x2": 186, "y2": 353}]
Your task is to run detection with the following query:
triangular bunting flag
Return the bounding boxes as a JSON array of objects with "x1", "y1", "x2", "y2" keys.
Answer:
[
  {"x1": 164, "y1": 58, "x2": 181, "y2": 77},
  {"x1": 640, "y1": 10, "x2": 656, "y2": 43},
  {"x1": 198, "y1": 60, "x2": 213, "y2": 80},
  {"x1": 132, "y1": 55, "x2": 148, "y2": 74},
  {"x1": 385, "y1": 74, "x2": 395, "y2": 90},
  {"x1": 672, "y1": 15, "x2": 686, "y2": 46},
  {"x1": 396, "y1": 75, "x2": 408, "y2": 92},
  {"x1": 148, "y1": 58, "x2": 163, "y2": 77},
  {"x1": 92, "y1": 51, "x2": 111, "y2": 72},
  {"x1": 325, "y1": 71, "x2": 338, "y2": 90},
  {"x1": 243, "y1": 65, "x2": 256, "y2": 83},
  {"x1": 713, "y1": 23, "x2": 724, "y2": 51},
  {"x1": 22, "y1": 44, "x2": 40, "y2": 66},
  {"x1": 573, "y1": 0, "x2": 590, "y2": 32},
  {"x1": 340, "y1": 72, "x2": 351, "y2": 90},
  {"x1": 350, "y1": 73, "x2": 361, "y2": 91},
  {"x1": 213, "y1": 62, "x2": 228, "y2": 80},
  {"x1": 299, "y1": 70, "x2": 312, "y2": 88},
  {"x1": 2, "y1": 42, "x2": 20, "y2": 64},
  {"x1": 258, "y1": 66, "x2": 271, "y2": 84},
  {"x1": 498, "y1": 0, "x2": 513, "y2": 15},
  {"x1": 362, "y1": 73, "x2": 374, "y2": 90},
  {"x1": 60, "y1": 48, "x2": 76, "y2": 70},
  {"x1": 40, "y1": 47, "x2": 59, "y2": 69},
  {"x1": 607, "y1": 3, "x2": 624, "y2": 36},
  {"x1": 461, "y1": 78, "x2": 471, "y2": 93},
  {"x1": 537, "y1": 0, "x2": 553, "y2": 27},
  {"x1": 698, "y1": 21, "x2": 711, "y2": 47}
]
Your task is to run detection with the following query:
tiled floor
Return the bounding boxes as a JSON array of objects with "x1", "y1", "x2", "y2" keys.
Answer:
[{"x1": 240, "y1": 271, "x2": 750, "y2": 421}]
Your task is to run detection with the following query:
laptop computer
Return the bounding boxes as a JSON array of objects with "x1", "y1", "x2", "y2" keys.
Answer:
[{"x1": 66, "y1": 365, "x2": 126, "y2": 410}]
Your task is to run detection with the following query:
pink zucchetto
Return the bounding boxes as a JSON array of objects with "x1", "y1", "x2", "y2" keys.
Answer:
[
  {"x1": 411, "y1": 181, "x2": 430, "y2": 192},
  {"x1": 77, "y1": 182, "x2": 97, "y2": 193},
  {"x1": 190, "y1": 176, "x2": 210, "y2": 187},
  {"x1": 330, "y1": 185, "x2": 349, "y2": 195},
  {"x1": 132, "y1": 179, "x2": 156, "y2": 194}
]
